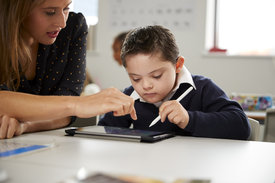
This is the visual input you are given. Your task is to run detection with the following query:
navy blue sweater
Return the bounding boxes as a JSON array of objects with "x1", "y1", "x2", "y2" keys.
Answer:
[{"x1": 99, "y1": 75, "x2": 250, "y2": 140}]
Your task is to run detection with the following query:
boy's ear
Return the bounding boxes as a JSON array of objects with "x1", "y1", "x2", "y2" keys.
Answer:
[{"x1": 176, "y1": 56, "x2": 184, "y2": 73}]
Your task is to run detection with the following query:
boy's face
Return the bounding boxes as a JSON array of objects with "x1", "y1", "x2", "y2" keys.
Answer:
[{"x1": 125, "y1": 53, "x2": 178, "y2": 103}]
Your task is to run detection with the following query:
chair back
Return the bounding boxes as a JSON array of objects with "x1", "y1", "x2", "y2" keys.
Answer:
[
  {"x1": 248, "y1": 117, "x2": 260, "y2": 141},
  {"x1": 264, "y1": 108, "x2": 275, "y2": 142}
]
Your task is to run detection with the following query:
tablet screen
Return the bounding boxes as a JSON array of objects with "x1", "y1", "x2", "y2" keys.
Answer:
[
  {"x1": 77, "y1": 126, "x2": 163, "y2": 137},
  {"x1": 66, "y1": 126, "x2": 175, "y2": 143}
]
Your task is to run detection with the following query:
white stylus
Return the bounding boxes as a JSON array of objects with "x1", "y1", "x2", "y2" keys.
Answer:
[{"x1": 149, "y1": 86, "x2": 193, "y2": 127}]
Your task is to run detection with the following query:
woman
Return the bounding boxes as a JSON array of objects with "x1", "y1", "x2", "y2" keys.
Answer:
[{"x1": 0, "y1": 0, "x2": 136, "y2": 139}]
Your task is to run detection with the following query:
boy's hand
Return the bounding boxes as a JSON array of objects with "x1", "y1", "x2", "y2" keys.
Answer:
[{"x1": 159, "y1": 100, "x2": 189, "y2": 129}]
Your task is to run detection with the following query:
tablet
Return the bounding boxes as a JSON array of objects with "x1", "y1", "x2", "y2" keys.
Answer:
[{"x1": 65, "y1": 126, "x2": 175, "y2": 143}]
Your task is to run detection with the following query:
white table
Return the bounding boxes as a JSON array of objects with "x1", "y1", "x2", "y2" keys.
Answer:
[{"x1": 1, "y1": 128, "x2": 275, "y2": 183}]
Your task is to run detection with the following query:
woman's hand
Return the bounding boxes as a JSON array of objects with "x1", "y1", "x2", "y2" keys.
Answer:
[
  {"x1": 74, "y1": 88, "x2": 137, "y2": 120},
  {"x1": 0, "y1": 115, "x2": 25, "y2": 139},
  {"x1": 159, "y1": 100, "x2": 189, "y2": 129}
]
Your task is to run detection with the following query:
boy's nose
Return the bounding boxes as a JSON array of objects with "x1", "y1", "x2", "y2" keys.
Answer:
[{"x1": 142, "y1": 80, "x2": 153, "y2": 90}]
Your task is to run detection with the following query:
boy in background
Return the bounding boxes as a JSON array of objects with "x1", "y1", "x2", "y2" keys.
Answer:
[
  {"x1": 112, "y1": 31, "x2": 129, "y2": 66},
  {"x1": 99, "y1": 25, "x2": 250, "y2": 140}
]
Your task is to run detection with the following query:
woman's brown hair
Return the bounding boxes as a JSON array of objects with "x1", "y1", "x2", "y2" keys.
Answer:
[{"x1": 0, "y1": 0, "x2": 44, "y2": 90}]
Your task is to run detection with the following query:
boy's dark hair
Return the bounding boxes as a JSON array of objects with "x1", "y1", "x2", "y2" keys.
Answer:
[{"x1": 121, "y1": 25, "x2": 179, "y2": 67}]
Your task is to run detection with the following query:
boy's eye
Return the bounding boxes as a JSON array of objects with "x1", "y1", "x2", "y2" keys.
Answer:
[
  {"x1": 153, "y1": 74, "x2": 162, "y2": 79},
  {"x1": 132, "y1": 78, "x2": 140, "y2": 82}
]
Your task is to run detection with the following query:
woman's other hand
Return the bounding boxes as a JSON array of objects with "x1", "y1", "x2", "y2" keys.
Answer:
[{"x1": 0, "y1": 115, "x2": 25, "y2": 139}]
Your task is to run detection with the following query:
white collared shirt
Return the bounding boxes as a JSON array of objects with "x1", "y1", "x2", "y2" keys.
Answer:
[{"x1": 130, "y1": 65, "x2": 196, "y2": 107}]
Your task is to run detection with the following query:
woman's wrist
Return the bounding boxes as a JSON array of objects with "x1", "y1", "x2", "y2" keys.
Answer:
[
  {"x1": 18, "y1": 122, "x2": 29, "y2": 135},
  {"x1": 71, "y1": 96, "x2": 79, "y2": 117},
  {"x1": 63, "y1": 96, "x2": 79, "y2": 117}
]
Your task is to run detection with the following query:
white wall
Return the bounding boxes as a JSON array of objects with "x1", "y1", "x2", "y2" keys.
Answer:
[{"x1": 86, "y1": 0, "x2": 275, "y2": 96}]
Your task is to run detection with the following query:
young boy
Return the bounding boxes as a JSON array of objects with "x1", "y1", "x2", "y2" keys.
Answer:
[
  {"x1": 98, "y1": 25, "x2": 250, "y2": 140},
  {"x1": 112, "y1": 31, "x2": 129, "y2": 66}
]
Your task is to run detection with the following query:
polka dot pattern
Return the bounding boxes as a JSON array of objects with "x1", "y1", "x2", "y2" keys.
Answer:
[{"x1": 0, "y1": 12, "x2": 88, "y2": 97}]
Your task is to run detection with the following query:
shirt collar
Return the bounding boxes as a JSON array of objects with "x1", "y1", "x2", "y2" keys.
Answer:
[{"x1": 130, "y1": 65, "x2": 196, "y2": 107}]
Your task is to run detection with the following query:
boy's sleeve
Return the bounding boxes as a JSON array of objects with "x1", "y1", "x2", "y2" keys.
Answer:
[
  {"x1": 98, "y1": 112, "x2": 132, "y2": 128},
  {"x1": 184, "y1": 79, "x2": 250, "y2": 140}
]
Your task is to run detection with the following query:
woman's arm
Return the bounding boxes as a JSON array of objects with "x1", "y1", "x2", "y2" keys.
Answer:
[
  {"x1": 0, "y1": 88, "x2": 137, "y2": 139},
  {"x1": 0, "y1": 91, "x2": 74, "y2": 122},
  {"x1": 0, "y1": 88, "x2": 137, "y2": 122}
]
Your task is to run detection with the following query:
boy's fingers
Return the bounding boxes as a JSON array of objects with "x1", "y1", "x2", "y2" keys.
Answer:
[
  {"x1": 159, "y1": 102, "x2": 172, "y2": 122},
  {"x1": 160, "y1": 110, "x2": 168, "y2": 122}
]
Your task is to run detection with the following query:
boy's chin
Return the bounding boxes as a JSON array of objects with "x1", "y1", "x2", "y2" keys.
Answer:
[{"x1": 143, "y1": 97, "x2": 162, "y2": 104}]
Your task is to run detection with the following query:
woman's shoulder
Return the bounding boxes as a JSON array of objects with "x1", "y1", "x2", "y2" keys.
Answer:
[
  {"x1": 56, "y1": 12, "x2": 88, "y2": 43},
  {"x1": 64, "y1": 12, "x2": 87, "y2": 33},
  {"x1": 67, "y1": 12, "x2": 87, "y2": 26}
]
